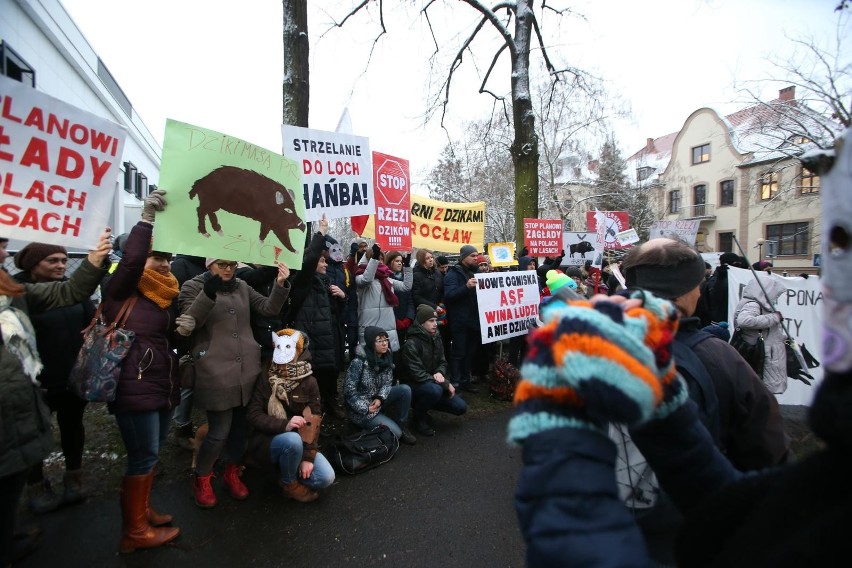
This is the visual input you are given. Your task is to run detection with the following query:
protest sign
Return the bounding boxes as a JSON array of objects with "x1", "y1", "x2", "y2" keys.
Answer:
[
  {"x1": 489, "y1": 242, "x2": 516, "y2": 268},
  {"x1": 372, "y1": 151, "x2": 411, "y2": 250},
  {"x1": 154, "y1": 119, "x2": 305, "y2": 267},
  {"x1": 562, "y1": 231, "x2": 602, "y2": 266},
  {"x1": 475, "y1": 270, "x2": 540, "y2": 344},
  {"x1": 360, "y1": 194, "x2": 484, "y2": 252},
  {"x1": 282, "y1": 125, "x2": 372, "y2": 222},
  {"x1": 727, "y1": 267, "x2": 823, "y2": 406},
  {"x1": 649, "y1": 219, "x2": 700, "y2": 246},
  {"x1": 523, "y1": 218, "x2": 562, "y2": 256},
  {"x1": 0, "y1": 75, "x2": 126, "y2": 247},
  {"x1": 586, "y1": 211, "x2": 630, "y2": 250},
  {"x1": 616, "y1": 228, "x2": 639, "y2": 246}
]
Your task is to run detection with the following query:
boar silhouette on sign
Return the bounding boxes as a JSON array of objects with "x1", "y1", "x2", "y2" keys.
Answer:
[
  {"x1": 189, "y1": 166, "x2": 306, "y2": 253},
  {"x1": 569, "y1": 240, "x2": 595, "y2": 258}
]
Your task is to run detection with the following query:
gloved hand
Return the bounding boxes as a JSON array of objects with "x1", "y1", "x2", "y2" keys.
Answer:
[
  {"x1": 403, "y1": 253, "x2": 412, "y2": 266},
  {"x1": 175, "y1": 314, "x2": 196, "y2": 336},
  {"x1": 371, "y1": 244, "x2": 381, "y2": 260},
  {"x1": 396, "y1": 318, "x2": 412, "y2": 332},
  {"x1": 350, "y1": 242, "x2": 359, "y2": 256},
  {"x1": 508, "y1": 291, "x2": 685, "y2": 443},
  {"x1": 203, "y1": 275, "x2": 223, "y2": 300},
  {"x1": 141, "y1": 189, "x2": 167, "y2": 223}
]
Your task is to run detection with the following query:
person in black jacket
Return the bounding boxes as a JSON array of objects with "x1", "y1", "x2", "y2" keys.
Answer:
[
  {"x1": 13, "y1": 243, "x2": 95, "y2": 513},
  {"x1": 402, "y1": 305, "x2": 467, "y2": 436},
  {"x1": 283, "y1": 216, "x2": 347, "y2": 418}
]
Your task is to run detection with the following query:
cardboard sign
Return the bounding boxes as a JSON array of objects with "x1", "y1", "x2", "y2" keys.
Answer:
[
  {"x1": 475, "y1": 271, "x2": 540, "y2": 344},
  {"x1": 562, "y1": 231, "x2": 603, "y2": 266},
  {"x1": 616, "y1": 228, "x2": 640, "y2": 246},
  {"x1": 154, "y1": 119, "x2": 305, "y2": 267},
  {"x1": 282, "y1": 125, "x2": 373, "y2": 222},
  {"x1": 586, "y1": 211, "x2": 630, "y2": 250},
  {"x1": 372, "y1": 151, "x2": 411, "y2": 250},
  {"x1": 649, "y1": 219, "x2": 700, "y2": 246},
  {"x1": 0, "y1": 75, "x2": 126, "y2": 247},
  {"x1": 523, "y1": 218, "x2": 562, "y2": 256},
  {"x1": 489, "y1": 242, "x2": 516, "y2": 267}
]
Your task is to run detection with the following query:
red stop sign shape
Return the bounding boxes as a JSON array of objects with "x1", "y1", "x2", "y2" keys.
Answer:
[{"x1": 375, "y1": 158, "x2": 409, "y2": 206}]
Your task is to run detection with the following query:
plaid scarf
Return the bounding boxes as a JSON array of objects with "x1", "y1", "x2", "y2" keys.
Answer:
[{"x1": 267, "y1": 360, "x2": 313, "y2": 418}]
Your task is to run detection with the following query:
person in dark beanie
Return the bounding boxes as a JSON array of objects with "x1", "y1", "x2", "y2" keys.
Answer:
[
  {"x1": 402, "y1": 304, "x2": 467, "y2": 436},
  {"x1": 698, "y1": 251, "x2": 741, "y2": 327},
  {"x1": 443, "y1": 245, "x2": 482, "y2": 393},
  {"x1": 13, "y1": 243, "x2": 95, "y2": 513}
]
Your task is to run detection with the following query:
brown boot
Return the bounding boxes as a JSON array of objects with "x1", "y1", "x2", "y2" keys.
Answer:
[
  {"x1": 143, "y1": 469, "x2": 173, "y2": 526},
  {"x1": 279, "y1": 480, "x2": 319, "y2": 503},
  {"x1": 119, "y1": 474, "x2": 180, "y2": 553},
  {"x1": 60, "y1": 470, "x2": 86, "y2": 507}
]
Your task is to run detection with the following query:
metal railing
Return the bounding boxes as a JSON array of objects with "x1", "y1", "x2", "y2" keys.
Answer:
[{"x1": 678, "y1": 203, "x2": 715, "y2": 219}]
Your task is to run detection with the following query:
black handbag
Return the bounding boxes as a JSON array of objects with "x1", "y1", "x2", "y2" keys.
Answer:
[
  {"x1": 325, "y1": 424, "x2": 399, "y2": 475},
  {"x1": 730, "y1": 327, "x2": 765, "y2": 378}
]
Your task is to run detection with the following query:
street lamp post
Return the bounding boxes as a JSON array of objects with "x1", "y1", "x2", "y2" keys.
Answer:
[{"x1": 756, "y1": 237, "x2": 765, "y2": 260}]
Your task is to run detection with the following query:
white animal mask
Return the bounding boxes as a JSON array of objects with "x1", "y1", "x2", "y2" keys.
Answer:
[{"x1": 271, "y1": 330, "x2": 303, "y2": 364}]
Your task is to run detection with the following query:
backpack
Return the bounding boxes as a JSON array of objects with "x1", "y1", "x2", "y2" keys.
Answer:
[
  {"x1": 611, "y1": 327, "x2": 720, "y2": 509},
  {"x1": 324, "y1": 424, "x2": 399, "y2": 475}
]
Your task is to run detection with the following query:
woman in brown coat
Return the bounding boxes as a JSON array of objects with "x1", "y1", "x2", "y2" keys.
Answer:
[{"x1": 179, "y1": 257, "x2": 290, "y2": 508}]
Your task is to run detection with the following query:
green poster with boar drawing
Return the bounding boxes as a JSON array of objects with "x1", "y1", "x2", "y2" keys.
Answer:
[{"x1": 153, "y1": 119, "x2": 306, "y2": 267}]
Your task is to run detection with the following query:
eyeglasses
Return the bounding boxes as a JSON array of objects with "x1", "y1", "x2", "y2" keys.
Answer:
[
  {"x1": 215, "y1": 261, "x2": 238, "y2": 270},
  {"x1": 375, "y1": 338, "x2": 389, "y2": 344}
]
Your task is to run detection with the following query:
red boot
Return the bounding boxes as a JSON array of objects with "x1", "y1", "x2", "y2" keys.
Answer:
[
  {"x1": 223, "y1": 464, "x2": 249, "y2": 500},
  {"x1": 119, "y1": 475, "x2": 180, "y2": 553},
  {"x1": 144, "y1": 470, "x2": 172, "y2": 526},
  {"x1": 192, "y1": 472, "x2": 217, "y2": 508}
]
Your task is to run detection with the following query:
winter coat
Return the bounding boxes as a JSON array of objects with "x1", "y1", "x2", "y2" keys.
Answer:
[
  {"x1": 286, "y1": 233, "x2": 345, "y2": 371},
  {"x1": 734, "y1": 276, "x2": 787, "y2": 394},
  {"x1": 245, "y1": 349, "x2": 321, "y2": 470},
  {"x1": 101, "y1": 222, "x2": 181, "y2": 415},
  {"x1": 401, "y1": 320, "x2": 449, "y2": 392},
  {"x1": 0, "y1": 259, "x2": 105, "y2": 479},
  {"x1": 12, "y1": 273, "x2": 95, "y2": 396},
  {"x1": 355, "y1": 258, "x2": 412, "y2": 351},
  {"x1": 343, "y1": 352, "x2": 394, "y2": 426},
  {"x1": 180, "y1": 273, "x2": 290, "y2": 411},
  {"x1": 443, "y1": 263, "x2": 480, "y2": 331},
  {"x1": 411, "y1": 263, "x2": 443, "y2": 309}
]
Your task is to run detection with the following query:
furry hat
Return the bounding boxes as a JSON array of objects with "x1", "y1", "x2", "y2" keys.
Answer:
[{"x1": 14, "y1": 243, "x2": 66, "y2": 272}]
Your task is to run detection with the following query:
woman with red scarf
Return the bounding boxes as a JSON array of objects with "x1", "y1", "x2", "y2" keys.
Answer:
[{"x1": 355, "y1": 243, "x2": 412, "y2": 353}]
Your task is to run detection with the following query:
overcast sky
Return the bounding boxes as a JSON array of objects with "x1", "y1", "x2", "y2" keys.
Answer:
[{"x1": 60, "y1": 0, "x2": 847, "y2": 189}]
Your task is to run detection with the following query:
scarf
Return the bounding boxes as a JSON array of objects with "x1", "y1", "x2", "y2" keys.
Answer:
[
  {"x1": 137, "y1": 268, "x2": 180, "y2": 309},
  {"x1": 356, "y1": 262, "x2": 398, "y2": 307},
  {"x1": 364, "y1": 350, "x2": 393, "y2": 372},
  {"x1": 0, "y1": 295, "x2": 43, "y2": 384},
  {"x1": 267, "y1": 360, "x2": 313, "y2": 418}
]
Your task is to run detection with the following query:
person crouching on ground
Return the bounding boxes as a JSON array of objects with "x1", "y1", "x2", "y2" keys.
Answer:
[
  {"x1": 401, "y1": 304, "x2": 468, "y2": 437},
  {"x1": 344, "y1": 326, "x2": 417, "y2": 444},
  {"x1": 246, "y1": 329, "x2": 334, "y2": 503}
]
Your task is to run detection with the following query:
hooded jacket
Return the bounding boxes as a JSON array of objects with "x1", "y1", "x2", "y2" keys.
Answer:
[{"x1": 734, "y1": 276, "x2": 788, "y2": 394}]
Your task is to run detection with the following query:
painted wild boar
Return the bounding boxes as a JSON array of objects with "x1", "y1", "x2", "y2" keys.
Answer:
[
  {"x1": 569, "y1": 240, "x2": 595, "y2": 258},
  {"x1": 188, "y1": 166, "x2": 306, "y2": 253}
]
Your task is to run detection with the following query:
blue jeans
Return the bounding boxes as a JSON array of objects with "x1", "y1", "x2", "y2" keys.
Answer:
[
  {"x1": 269, "y1": 432, "x2": 335, "y2": 489},
  {"x1": 172, "y1": 387, "x2": 194, "y2": 427},
  {"x1": 412, "y1": 382, "x2": 468, "y2": 419},
  {"x1": 449, "y1": 325, "x2": 479, "y2": 386},
  {"x1": 115, "y1": 409, "x2": 170, "y2": 475},
  {"x1": 356, "y1": 384, "x2": 411, "y2": 438},
  {"x1": 195, "y1": 406, "x2": 247, "y2": 475}
]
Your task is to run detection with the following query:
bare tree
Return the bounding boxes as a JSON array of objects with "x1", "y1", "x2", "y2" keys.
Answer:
[{"x1": 282, "y1": 1, "x2": 310, "y2": 127}]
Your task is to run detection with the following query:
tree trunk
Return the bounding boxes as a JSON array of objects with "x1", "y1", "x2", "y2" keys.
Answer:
[
  {"x1": 283, "y1": 1, "x2": 309, "y2": 128},
  {"x1": 510, "y1": 0, "x2": 540, "y2": 246}
]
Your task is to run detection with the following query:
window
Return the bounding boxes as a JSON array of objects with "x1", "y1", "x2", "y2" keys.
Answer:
[
  {"x1": 719, "y1": 180, "x2": 734, "y2": 206},
  {"x1": 766, "y1": 222, "x2": 809, "y2": 256},
  {"x1": 692, "y1": 144, "x2": 710, "y2": 164},
  {"x1": 717, "y1": 232, "x2": 734, "y2": 253},
  {"x1": 760, "y1": 171, "x2": 779, "y2": 200},
  {"x1": 1, "y1": 41, "x2": 36, "y2": 87},
  {"x1": 800, "y1": 166, "x2": 820, "y2": 194},
  {"x1": 693, "y1": 184, "x2": 706, "y2": 216},
  {"x1": 123, "y1": 162, "x2": 137, "y2": 194},
  {"x1": 135, "y1": 173, "x2": 148, "y2": 200},
  {"x1": 637, "y1": 167, "x2": 654, "y2": 182},
  {"x1": 669, "y1": 190, "x2": 681, "y2": 214}
]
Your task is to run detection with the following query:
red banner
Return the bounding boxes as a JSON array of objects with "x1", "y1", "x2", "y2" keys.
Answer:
[
  {"x1": 585, "y1": 211, "x2": 630, "y2": 250},
  {"x1": 372, "y1": 151, "x2": 411, "y2": 250},
  {"x1": 523, "y1": 218, "x2": 562, "y2": 256}
]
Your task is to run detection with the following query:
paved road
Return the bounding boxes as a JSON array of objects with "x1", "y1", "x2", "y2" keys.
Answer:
[{"x1": 18, "y1": 410, "x2": 525, "y2": 568}]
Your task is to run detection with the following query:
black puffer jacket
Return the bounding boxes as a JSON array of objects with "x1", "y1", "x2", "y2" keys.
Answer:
[
  {"x1": 12, "y1": 273, "x2": 95, "y2": 396},
  {"x1": 412, "y1": 263, "x2": 443, "y2": 309},
  {"x1": 401, "y1": 320, "x2": 449, "y2": 391}
]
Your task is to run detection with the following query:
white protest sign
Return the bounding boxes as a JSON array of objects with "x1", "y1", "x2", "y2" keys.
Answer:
[
  {"x1": 727, "y1": 267, "x2": 823, "y2": 406},
  {"x1": 616, "y1": 228, "x2": 640, "y2": 246},
  {"x1": 649, "y1": 219, "x2": 700, "y2": 246},
  {"x1": 562, "y1": 231, "x2": 603, "y2": 267},
  {"x1": 282, "y1": 125, "x2": 373, "y2": 222},
  {"x1": 0, "y1": 75, "x2": 126, "y2": 247},
  {"x1": 475, "y1": 270, "x2": 540, "y2": 344}
]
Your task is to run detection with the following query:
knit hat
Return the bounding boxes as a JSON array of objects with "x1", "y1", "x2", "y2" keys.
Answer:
[
  {"x1": 205, "y1": 257, "x2": 217, "y2": 268},
  {"x1": 459, "y1": 244, "x2": 478, "y2": 259},
  {"x1": 753, "y1": 260, "x2": 773, "y2": 271},
  {"x1": 416, "y1": 304, "x2": 437, "y2": 324},
  {"x1": 624, "y1": 252, "x2": 707, "y2": 300},
  {"x1": 364, "y1": 326, "x2": 389, "y2": 349},
  {"x1": 545, "y1": 270, "x2": 576, "y2": 294},
  {"x1": 436, "y1": 255, "x2": 449, "y2": 267},
  {"x1": 14, "y1": 243, "x2": 66, "y2": 272},
  {"x1": 475, "y1": 255, "x2": 488, "y2": 265},
  {"x1": 719, "y1": 252, "x2": 739, "y2": 266}
]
